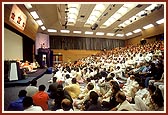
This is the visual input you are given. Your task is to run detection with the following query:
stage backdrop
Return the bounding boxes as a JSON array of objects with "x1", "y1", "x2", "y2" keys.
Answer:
[{"x1": 35, "y1": 33, "x2": 50, "y2": 55}]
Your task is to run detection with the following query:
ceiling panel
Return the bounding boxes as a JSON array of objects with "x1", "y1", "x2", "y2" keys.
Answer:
[{"x1": 25, "y1": 3, "x2": 164, "y2": 39}]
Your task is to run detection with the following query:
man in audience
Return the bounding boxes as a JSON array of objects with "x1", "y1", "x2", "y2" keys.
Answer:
[
  {"x1": 7, "y1": 90, "x2": 27, "y2": 111},
  {"x1": 32, "y1": 85, "x2": 49, "y2": 111},
  {"x1": 84, "y1": 91, "x2": 102, "y2": 111},
  {"x1": 64, "y1": 78, "x2": 81, "y2": 99},
  {"x1": 111, "y1": 91, "x2": 135, "y2": 111},
  {"x1": 23, "y1": 96, "x2": 43, "y2": 111},
  {"x1": 56, "y1": 99, "x2": 74, "y2": 111},
  {"x1": 25, "y1": 79, "x2": 38, "y2": 97}
]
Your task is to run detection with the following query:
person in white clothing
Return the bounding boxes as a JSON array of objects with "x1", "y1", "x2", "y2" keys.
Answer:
[{"x1": 25, "y1": 79, "x2": 38, "y2": 97}]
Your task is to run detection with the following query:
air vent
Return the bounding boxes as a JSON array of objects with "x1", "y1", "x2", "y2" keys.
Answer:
[{"x1": 80, "y1": 15, "x2": 85, "y2": 18}]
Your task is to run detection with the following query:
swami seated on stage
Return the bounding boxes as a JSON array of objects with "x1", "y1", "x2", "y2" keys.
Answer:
[{"x1": 20, "y1": 60, "x2": 38, "y2": 73}]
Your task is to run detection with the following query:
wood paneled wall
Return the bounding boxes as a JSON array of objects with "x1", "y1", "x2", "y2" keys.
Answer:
[
  {"x1": 52, "y1": 49, "x2": 101, "y2": 63},
  {"x1": 4, "y1": 4, "x2": 38, "y2": 40},
  {"x1": 125, "y1": 24, "x2": 164, "y2": 46}
]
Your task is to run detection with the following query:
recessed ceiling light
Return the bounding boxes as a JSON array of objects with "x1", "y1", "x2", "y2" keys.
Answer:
[
  {"x1": 36, "y1": 20, "x2": 43, "y2": 26},
  {"x1": 60, "y1": 30, "x2": 70, "y2": 33},
  {"x1": 24, "y1": 4, "x2": 32, "y2": 9},
  {"x1": 85, "y1": 31, "x2": 93, "y2": 35},
  {"x1": 133, "y1": 29, "x2": 142, "y2": 33},
  {"x1": 106, "y1": 33, "x2": 115, "y2": 36},
  {"x1": 143, "y1": 24, "x2": 154, "y2": 29},
  {"x1": 73, "y1": 31, "x2": 82, "y2": 34},
  {"x1": 47, "y1": 29, "x2": 57, "y2": 32},
  {"x1": 41, "y1": 26, "x2": 46, "y2": 30},
  {"x1": 156, "y1": 18, "x2": 164, "y2": 24},
  {"x1": 96, "y1": 32, "x2": 104, "y2": 36},
  {"x1": 30, "y1": 11, "x2": 39, "y2": 19}
]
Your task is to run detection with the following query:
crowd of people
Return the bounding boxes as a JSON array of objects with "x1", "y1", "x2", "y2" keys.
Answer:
[{"x1": 7, "y1": 40, "x2": 164, "y2": 111}]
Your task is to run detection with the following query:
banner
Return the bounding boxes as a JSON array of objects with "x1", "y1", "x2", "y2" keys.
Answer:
[{"x1": 9, "y1": 4, "x2": 27, "y2": 31}]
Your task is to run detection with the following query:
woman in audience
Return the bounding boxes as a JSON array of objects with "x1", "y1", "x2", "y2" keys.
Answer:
[{"x1": 101, "y1": 80, "x2": 120, "y2": 111}]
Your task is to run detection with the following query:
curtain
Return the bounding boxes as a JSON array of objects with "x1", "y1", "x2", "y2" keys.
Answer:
[{"x1": 50, "y1": 36, "x2": 125, "y2": 50}]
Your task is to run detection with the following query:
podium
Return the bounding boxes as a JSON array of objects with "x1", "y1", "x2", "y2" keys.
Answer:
[
  {"x1": 4, "y1": 61, "x2": 22, "y2": 81},
  {"x1": 38, "y1": 48, "x2": 53, "y2": 68}
]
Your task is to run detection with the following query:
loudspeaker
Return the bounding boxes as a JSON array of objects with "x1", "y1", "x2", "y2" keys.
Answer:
[{"x1": 91, "y1": 23, "x2": 98, "y2": 30}]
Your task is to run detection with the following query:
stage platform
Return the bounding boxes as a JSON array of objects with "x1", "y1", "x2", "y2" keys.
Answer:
[{"x1": 4, "y1": 68, "x2": 47, "y2": 88}]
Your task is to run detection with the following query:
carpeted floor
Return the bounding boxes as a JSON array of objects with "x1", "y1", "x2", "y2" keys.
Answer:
[{"x1": 3, "y1": 73, "x2": 53, "y2": 111}]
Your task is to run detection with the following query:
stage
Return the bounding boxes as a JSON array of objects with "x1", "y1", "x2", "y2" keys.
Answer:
[{"x1": 4, "y1": 68, "x2": 47, "y2": 88}]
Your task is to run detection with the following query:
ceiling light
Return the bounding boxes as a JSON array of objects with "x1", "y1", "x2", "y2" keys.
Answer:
[
  {"x1": 133, "y1": 29, "x2": 142, "y2": 33},
  {"x1": 126, "y1": 32, "x2": 133, "y2": 36},
  {"x1": 156, "y1": 18, "x2": 164, "y2": 24},
  {"x1": 116, "y1": 34, "x2": 124, "y2": 37},
  {"x1": 24, "y1": 4, "x2": 32, "y2": 9},
  {"x1": 102, "y1": 17, "x2": 116, "y2": 27},
  {"x1": 85, "y1": 4, "x2": 109, "y2": 26},
  {"x1": 41, "y1": 26, "x2": 46, "y2": 30},
  {"x1": 60, "y1": 30, "x2": 70, "y2": 33},
  {"x1": 67, "y1": 18, "x2": 76, "y2": 23},
  {"x1": 73, "y1": 31, "x2": 82, "y2": 34},
  {"x1": 47, "y1": 29, "x2": 57, "y2": 32},
  {"x1": 96, "y1": 32, "x2": 104, "y2": 35},
  {"x1": 36, "y1": 20, "x2": 43, "y2": 26},
  {"x1": 66, "y1": 4, "x2": 81, "y2": 25},
  {"x1": 101, "y1": 3, "x2": 137, "y2": 28},
  {"x1": 85, "y1": 31, "x2": 93, "y2": 35},
  {"x1": 30, "y1": 11, "x2": 39, "y2": 19},
  {"x1": 68, "y1": 4, "x2": 80, "y2": 9},
  {"x1": 143, "y1": 24, "x2": 154, "y2": 29},
  {"x1": 68, "y1": 7, "x2": 79, "y2": 14},
  {"x1": 106, "y1": 33, "x2": 115, "y2": 36}
]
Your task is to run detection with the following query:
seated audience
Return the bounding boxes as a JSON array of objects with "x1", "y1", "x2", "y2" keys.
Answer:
[{"x1": 52, "y1": 84, "x2": 73, "y2": 111}]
